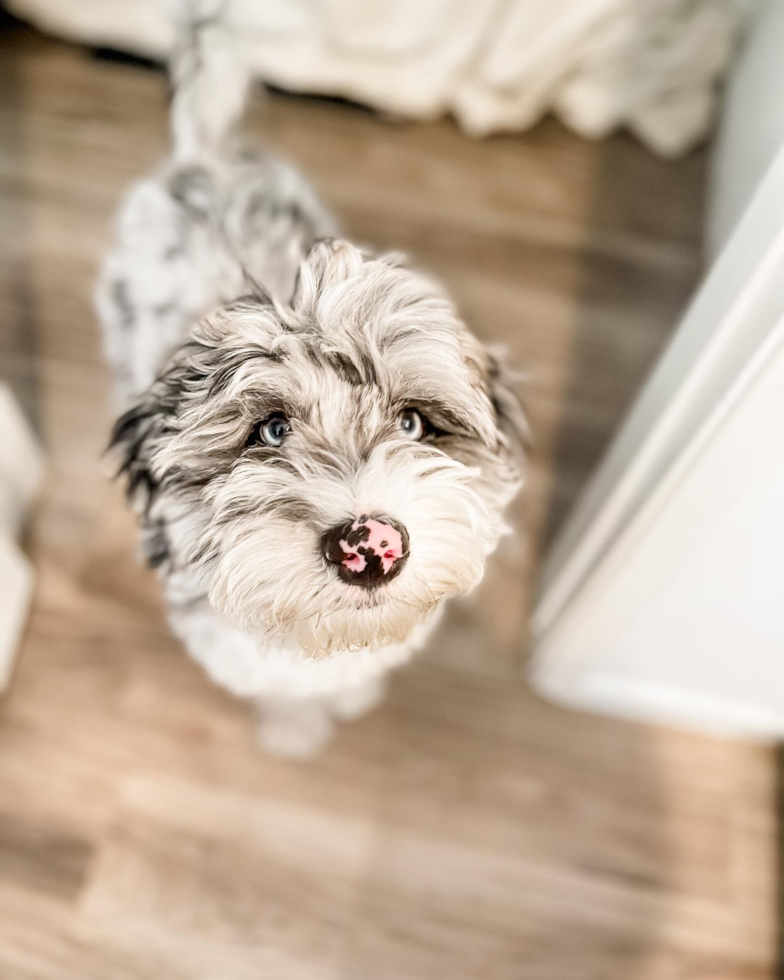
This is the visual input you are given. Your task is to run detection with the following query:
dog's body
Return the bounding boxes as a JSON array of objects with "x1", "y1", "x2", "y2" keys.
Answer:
[{"x1": 99, "y1": 4, "x2": 525, "y2": 756}]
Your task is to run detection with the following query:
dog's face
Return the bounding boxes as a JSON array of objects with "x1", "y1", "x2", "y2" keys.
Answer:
[{"x1": 112, "y1": 241, "x2": 526, "y2": 656}]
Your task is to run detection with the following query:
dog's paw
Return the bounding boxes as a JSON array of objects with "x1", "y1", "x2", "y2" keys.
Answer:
[
  {"x1": 256, "y1": 702, "x2": 334, "y2": 760},
  {"x1": 327, "y1": 676, "x2": 387, "y2": 721}
]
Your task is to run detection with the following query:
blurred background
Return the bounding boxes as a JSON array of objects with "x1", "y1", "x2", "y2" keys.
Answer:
[{"x1": 0, "y1": 0, "x2": 782, "y2": 977}]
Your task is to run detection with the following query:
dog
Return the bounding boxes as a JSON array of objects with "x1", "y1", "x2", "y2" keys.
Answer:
[{"x1": 99, "y1": 0, "x2": 526, "y2": 757}]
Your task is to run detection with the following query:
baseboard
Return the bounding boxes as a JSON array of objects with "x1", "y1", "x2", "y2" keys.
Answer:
[{"x1": 532, "y1": 668, "x2": 784, "y2": 742}]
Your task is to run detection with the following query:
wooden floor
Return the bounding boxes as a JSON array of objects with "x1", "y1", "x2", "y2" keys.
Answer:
[{"x1": 0, "y1": 19, "x2": 779, "y2": 980}]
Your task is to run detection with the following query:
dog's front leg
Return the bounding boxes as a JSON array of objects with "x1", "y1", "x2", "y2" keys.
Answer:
[
  {"x1": 256, "y1": 696, "x2": 336, "y2": 759},
  {"x1": 255, "y1": 674, "x2": 388, "y2": 758}
]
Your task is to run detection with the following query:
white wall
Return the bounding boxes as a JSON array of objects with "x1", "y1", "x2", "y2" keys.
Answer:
[{"x1": 708, "y1": 0, "x2": 784, "y2": 255}]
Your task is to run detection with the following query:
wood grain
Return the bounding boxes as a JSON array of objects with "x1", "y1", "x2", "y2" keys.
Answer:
[{"x1": 0, "y1": 19, "x2": 777, "y2": 980}]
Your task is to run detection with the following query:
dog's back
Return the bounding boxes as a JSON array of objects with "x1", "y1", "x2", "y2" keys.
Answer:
[{"x1": 97, "y1": 0, "x2": 336, "y2": 404}]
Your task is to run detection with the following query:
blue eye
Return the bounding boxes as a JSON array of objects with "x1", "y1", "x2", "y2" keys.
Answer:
[
  {"x1": 399, "y1": 408, "x2": 424, "y2": 441},
  {"x1": 251, "y1": 414, "x2": 291, "y2": 447}
]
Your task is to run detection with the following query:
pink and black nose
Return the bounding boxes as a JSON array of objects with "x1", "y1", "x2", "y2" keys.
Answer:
[{"x1": 322, "y1": 515, "x2": 409, "y2": 589}]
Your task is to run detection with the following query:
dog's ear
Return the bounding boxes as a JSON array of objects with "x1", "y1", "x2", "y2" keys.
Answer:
[
  {"x1": 485, "y1": 348, "x2": 530, "y2": 455},
  {"x1": 107, "y1": 351, "x2": 194, "y2": 513},
  {"x1": 107, "y1": 382, "x2": 187, "y2": 573},
  {"x1": 108, "y1": 393, "x2": 171, "y2": 514}
]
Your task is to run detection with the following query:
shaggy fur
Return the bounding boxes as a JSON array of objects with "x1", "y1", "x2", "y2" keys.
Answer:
[{"x1": 99, "y1": 0, "x2": 526, "y2": 756}]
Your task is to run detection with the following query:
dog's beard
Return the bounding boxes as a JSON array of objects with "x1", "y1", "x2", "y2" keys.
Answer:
[{"x1": 197, "y1": 443, "x2": 503, "y2": 657}]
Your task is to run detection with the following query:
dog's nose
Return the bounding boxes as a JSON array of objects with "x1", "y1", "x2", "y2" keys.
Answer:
[{"x1": 321, "y1": 514, "x2": 409, "y2": 589}]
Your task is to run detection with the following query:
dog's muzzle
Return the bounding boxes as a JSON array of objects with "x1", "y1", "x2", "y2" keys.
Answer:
[{"x1": 321, "y1": 515, "x2": 409, "y2": 590}]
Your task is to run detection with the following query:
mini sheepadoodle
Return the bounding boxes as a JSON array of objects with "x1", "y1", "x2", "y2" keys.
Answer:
[{"x1": 99, "y1": 1, "x2": 526, "y2": 756}]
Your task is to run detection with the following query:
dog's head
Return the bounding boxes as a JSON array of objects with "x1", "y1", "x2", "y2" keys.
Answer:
[{"x1": 111, "y1": 241, "x2": 526, "y2": 656}]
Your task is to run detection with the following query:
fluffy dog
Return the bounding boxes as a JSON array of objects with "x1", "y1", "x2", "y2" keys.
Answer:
[{"x1": 99, "y1": 2, "x2": 526, "y2": 756}]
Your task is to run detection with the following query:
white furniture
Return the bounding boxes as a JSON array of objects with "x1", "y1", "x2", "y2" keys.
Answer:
[
  {"x1": 7, "y1": 0, "x2": 756, "y2": 157},
  {"x1": 0, "y1": 387, "x2": 44, "y2": 692}
]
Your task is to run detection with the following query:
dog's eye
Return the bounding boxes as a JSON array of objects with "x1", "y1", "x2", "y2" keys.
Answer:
[
  {"x1": 249, "y1": 413, "x2": 291, "y2": 448},
  {"x1": 398, "y1": 408, "x2": 425, "y2": 441}
]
